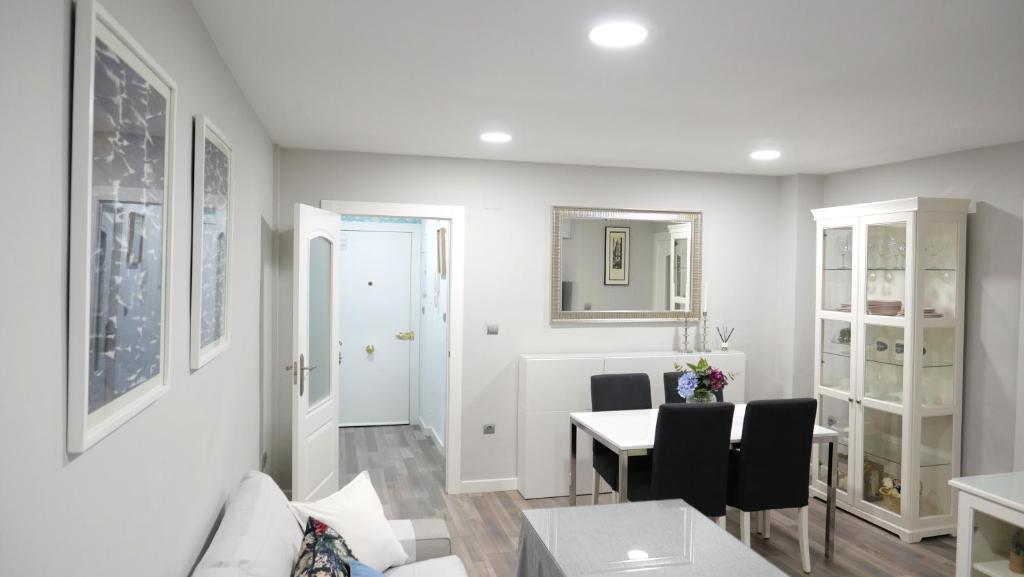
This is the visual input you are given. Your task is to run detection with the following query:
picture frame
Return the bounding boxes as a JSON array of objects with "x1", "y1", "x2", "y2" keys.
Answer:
[
  {"x1": 68, "y1": 0, "x2": 176, "y2": 453},
  {"x1": 437, "y1": 226, "x2": 448, "y2": 279},
  {"x1": 190, "y1": 116, "x2": 233, "y2": 369},
  {"x1": 604, "y1": 226, "x2": 630, "y2": 285}
]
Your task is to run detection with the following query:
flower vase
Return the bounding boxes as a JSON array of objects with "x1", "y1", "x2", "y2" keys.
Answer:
[{"x1": 692, "y1": 389, "x2": 716, "y2": 404}]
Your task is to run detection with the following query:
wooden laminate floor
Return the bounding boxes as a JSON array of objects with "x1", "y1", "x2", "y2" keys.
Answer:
[{"x1": 340, "y1": 425, "x2": 957, "y2": 577}]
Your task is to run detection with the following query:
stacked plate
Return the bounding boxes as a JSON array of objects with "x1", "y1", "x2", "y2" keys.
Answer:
[
  {"x1": 923, "y1": 307, "x2": 944, "y2": 318},
  {"x1": 837, "y1": 303, "x2": 852, "y2": 313},
  {"x1": 868, "y1": 300, "x2": 902, "y2": 316}
]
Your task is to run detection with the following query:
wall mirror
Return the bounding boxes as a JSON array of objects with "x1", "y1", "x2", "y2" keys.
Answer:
[{"x1": 551, "y1": 206, "x2": 703, "y2": 323}]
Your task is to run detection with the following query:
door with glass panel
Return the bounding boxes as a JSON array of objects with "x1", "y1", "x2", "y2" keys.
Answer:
[
  {"x1": 291, "y1": 204, "x2": 342, "y2": 501},
  {"x1": 814, "y1": 221, "x2": 856, "y2": 505},
  {"x1": 855, "y1": 214, "x2": 912, "y2": 521},
  {"x1": 913, "y1": 215, "x2": 962, "y2": 527}
]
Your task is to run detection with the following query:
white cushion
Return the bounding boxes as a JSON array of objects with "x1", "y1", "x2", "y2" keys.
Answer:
[
  {"x1": 194, "y1": 471, "x2": 303, "y2": 577},
  {"x1": 289, "y1": 471, "x2": 409, "y2": 571},
  {"x1": 384, "y1": 556, "x2": 468, "y2": 577}
]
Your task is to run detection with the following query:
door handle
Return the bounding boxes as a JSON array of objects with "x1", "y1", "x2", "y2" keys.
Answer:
[
  {"x1": 366, "y1": 344, "x2": 376, "y2": 354},
  {"x1": 396, "y1": 331, "x2": 416, "y2": 341},
  {"x1": 299, "y1": 353, "x2": 306, "y2": 396}
]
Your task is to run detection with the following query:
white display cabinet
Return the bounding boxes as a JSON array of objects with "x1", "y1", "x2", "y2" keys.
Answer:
[{"x1": 810, "y1": 197, "x2": 969, "y2": 542}]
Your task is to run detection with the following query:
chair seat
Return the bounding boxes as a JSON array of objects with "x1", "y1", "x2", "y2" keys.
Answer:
[{"x1": 593, "y1": 443, "x2": 652, "y2": 493}]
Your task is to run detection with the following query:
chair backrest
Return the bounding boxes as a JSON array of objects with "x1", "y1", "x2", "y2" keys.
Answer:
[
  {"x1": 651, "y1": 403, "x2": 735, "y2": 517},
  {"x1": 732, "y1": 398, "x2": 818, "y2": 511},
  {"x1": 590, "y1": 373, "x2": 652, "y2": 412},
  {"x1": 663, "y1": 372, "x2": 724, "y2": 403}
]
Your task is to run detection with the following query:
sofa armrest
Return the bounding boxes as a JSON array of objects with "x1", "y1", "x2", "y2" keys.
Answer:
[{"x1": 388, "y1": 518, "x2": 452, "y2": 562}]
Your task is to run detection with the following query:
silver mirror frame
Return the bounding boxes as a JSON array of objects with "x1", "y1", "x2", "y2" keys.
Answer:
[{"x1": 550, "y1": 206, "x2": 703, "y2": 323}]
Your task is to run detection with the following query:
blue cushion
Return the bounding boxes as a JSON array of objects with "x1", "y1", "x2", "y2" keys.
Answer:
[{"x1": 348, "y1": 560, "x2": 385, "y2": 577}]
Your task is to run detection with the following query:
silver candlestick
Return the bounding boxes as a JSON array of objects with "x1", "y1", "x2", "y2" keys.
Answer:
[
  {"x1": 700, "y1": 311, "x2": 710, "y2": 353},
  {"x1": 680, "y1": 313, "x2": 692, "y2": 353}
]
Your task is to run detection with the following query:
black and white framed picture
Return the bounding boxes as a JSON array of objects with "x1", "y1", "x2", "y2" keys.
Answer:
[
  {"x1": 604, "y1": 226, "x2": 630, "y2": 285},
  {"x1": 190, "y1": 116, "x2": 232, "y2": 369},
  {"x1": 68, "y1": 0, "x2": 176, "y2": 452}
]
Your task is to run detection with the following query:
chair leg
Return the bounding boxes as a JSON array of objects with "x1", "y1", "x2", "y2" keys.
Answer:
[
  {"x1": 613, "y1": 490, "x2": 620, "y2": 504},
  {"x1": 763, "y1": 510, "x2": 771, "y2": 540},
  {"x1": 799, "y1": 506, "x2": 811, "y2": 574},
  {"x1": 591, "y1": 469, "x2": 600, "y2": 505},
  {"x1": 716, "y1": 516, "x2": 726, "y2": 530},
  {"x1": 740, "y1": 511, "x2": 751, "y2": 547}
]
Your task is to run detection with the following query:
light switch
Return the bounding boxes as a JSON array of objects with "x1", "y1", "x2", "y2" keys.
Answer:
[{"x1": 486, "y1": 324, "x2": 499, "y2": 335}]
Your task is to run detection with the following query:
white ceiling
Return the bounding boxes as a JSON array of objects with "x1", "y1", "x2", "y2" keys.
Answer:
[{"x1": 193, "y1": 0, "x2": 1024, "y2": 175}]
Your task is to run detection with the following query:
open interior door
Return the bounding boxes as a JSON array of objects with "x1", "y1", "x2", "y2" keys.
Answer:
[{"x1": 291, "y1": 204, "x2": 341, "y2": 501}]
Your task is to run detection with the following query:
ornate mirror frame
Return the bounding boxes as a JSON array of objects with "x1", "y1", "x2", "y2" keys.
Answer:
[{"x1": 550, "y1": 206, "x2": 703, "y2": 323}]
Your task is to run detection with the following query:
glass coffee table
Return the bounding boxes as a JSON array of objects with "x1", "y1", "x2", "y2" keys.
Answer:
[{"x1": 517, "y1": 500, "x2": 787, "y2": 577}]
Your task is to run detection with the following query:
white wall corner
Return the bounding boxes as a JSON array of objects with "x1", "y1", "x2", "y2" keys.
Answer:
[{"x1": 1015, "y1": 195, "x2": 1024, "y2": 470}]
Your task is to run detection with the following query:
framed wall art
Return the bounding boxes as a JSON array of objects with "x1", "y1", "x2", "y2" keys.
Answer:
[
  {"x1": 604, "y1": 226, "x2": 630, "y2": 285},
  {"x1": 190, "y1": 116, "x2": 233, "y2": 369},
  {"x1": 68, "y1": 0, "x2": 177, "y2": 452}
]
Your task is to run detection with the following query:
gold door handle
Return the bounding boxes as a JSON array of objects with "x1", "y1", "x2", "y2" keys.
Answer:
[
  {"x1": 396, "y1": 331, "x2": 416, "y2": 341},
  {"x1": 366, "y1": 344, "x2": 375, "y2": 354}
]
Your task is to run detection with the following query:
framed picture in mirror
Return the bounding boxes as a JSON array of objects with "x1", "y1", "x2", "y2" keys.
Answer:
[{"x1": 604, "y1": 226, "x2": 629, "y2": 285}]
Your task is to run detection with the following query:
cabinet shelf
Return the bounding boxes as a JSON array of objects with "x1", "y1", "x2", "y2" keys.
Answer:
[
  {"x1": 822, "y1": 350, "x2": 954, "y2": 369},
  {"x1": 973, "y1": 559, "x2": 1018, "y2": 577}
]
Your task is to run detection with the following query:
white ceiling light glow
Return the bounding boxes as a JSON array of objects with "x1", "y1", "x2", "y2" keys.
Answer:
[
  {"x1": 480, "y1": 132, "x2": 512, "y2": 143},
  {"x1": 750, "y1": 149, "x2": 782, "y2": 161},
  {"x1": 588, "y1": 22, "x2": 648, "y2": 48}
]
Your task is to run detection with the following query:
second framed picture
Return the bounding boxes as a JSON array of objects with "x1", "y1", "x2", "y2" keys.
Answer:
[
  {"x1": 190, "y1": 116, "x2": 233, "y2": 369},
  {"x1": 604, "y1": 226, "x2": 630, "y2": 285}
]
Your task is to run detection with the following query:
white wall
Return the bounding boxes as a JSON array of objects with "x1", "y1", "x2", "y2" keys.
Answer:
[
  {"x1": 419, "y1": 219, "x2": 449, "y2": 449},
  {"x1": 277, "y1": 149, "x2": 787, "y2": 485},
  {"x1": 0, "y1": 1, "x2": 275, "y2": 575},
  {"x1": 823, "y1": 141, "x2": 1024, "y2": 475}
]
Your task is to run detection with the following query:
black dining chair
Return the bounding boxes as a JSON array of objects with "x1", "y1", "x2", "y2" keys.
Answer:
[
  {"x1": 727, "y1": 398, "x2": 818, "y2": 573},
  {"x1": 663, "y1": 371, "x2": 724, "y2": 404},
  {"x1": 628, "y1": 403, "x2": 735, "y2": 527},
  {"x1": 590, "y1": 373, "x2": 653, "y2": 504}
]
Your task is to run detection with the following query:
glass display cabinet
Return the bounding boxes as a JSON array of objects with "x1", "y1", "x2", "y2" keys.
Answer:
[{"x1": 811, "y1": 197, "x2": 969, "y2": 543}]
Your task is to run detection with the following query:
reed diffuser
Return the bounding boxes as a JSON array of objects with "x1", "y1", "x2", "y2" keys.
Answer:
[{"x1": 716, "y1": 326, "x2": 735, "y2": 351}]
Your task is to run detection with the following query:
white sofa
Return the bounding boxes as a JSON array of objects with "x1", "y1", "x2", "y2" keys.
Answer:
[{"x1": 193, "y1": 471, "x2": 468, "y2": 577}]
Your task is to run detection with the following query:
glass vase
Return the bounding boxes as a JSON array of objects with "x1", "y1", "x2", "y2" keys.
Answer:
[{"x1": 692, "y1": 389, "x2": 716, "y2": 403}]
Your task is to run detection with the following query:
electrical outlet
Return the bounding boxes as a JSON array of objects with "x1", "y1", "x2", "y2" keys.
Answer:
[
  {"x1": 483, "y1": 424, "x2": 496, "y2": 435},
  {"x1": 486, "y1": 324, "x2": 499, "y2": 335}
]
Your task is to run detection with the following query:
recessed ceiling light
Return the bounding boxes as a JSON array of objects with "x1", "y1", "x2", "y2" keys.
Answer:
[
  {"x1": 750, "y1": 149, "x2": 782, "y2": 161},
  {"x1": 589, "y1": 22, "x2": 648, "y2": 48},
  {"x1": 480, "y1": 132, "x2": 512, "y2": 143}
]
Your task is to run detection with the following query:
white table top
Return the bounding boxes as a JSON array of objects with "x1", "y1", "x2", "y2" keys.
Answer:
[
  {"x1": 949, "y1": 472, "x2": 1024, "y2": 515},
  {"x1": 570, "y1": 404, "x2": 839, "y2": 452}
]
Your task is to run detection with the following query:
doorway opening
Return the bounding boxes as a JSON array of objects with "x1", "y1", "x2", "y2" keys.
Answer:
[{"x1": 337, "y1": 216, "x2": 450, "y2": 455}]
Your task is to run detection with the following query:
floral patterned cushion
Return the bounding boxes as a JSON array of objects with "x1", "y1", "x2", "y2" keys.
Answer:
[{"x1": 292, "y1": 517, "x2": 357, "y2": 577}]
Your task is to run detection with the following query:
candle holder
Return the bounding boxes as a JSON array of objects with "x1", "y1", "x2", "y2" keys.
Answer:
[
  {"x1": 679, "y1": 313, "x2": 693, "y2": 353},
  {"x1": 700, "y1": 312, "x2": 710, "y2": 353}
]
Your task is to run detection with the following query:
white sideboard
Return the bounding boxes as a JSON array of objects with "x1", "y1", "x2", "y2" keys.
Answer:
[{"x1": 516, "y1": 350, "x2": 746, "y2": 499}]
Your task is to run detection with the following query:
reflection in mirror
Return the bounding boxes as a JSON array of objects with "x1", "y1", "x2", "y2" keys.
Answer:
[{"x1": 552, "y1": 207, "x2": 702, "y2": 323}]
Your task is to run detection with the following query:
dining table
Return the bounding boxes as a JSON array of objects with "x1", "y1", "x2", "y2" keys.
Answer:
[{"x1": 568, "y1": 403, "x2": 841, "y2": 559}]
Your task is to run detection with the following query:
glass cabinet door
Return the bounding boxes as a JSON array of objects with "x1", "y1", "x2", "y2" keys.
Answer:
[
  {"x1": 916, "y1": 219, "x2": 960, "y2": 521},
  {"x1": 816, "y1": 394, "x2": 851, "y2": 498},
  {"x1": 859, "y1": 406, "x2": 903, "y2": 517},
  {"x1": 821, "y1": 226, "x2": 853, "y2": 312},
  {"x1": 864, "y1": 222, "x2": 907, "y2": 316}
]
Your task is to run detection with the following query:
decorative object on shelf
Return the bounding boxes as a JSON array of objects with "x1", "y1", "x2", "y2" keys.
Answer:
[
  {"x1": 880, "y1": 477, "x2": 902, "y2": 514},
  {"x1": 68, "y1": 0, "x2": 177, "y2": 453},
  {"x1": 190, "y1": 115, "x2": 233, "y2": 370},
  {"x1": 1011, "y1": 530, "x2": 1024, "y2": 574},
  {"x1": 716, "y1": 326, "x2": 734, "y2": 351},
  {"x1": 700, "y1": 311, "x2": 710, "y2": 352},
  {"x1": 837, "y1": 326, "x2": 851, "y2": 345},
  {"x1": 674, "y1": 357, "x2": 732, "y2": 403},
  {"x1": 604, "y1": 226, "x2": 630, "y2": 285}
]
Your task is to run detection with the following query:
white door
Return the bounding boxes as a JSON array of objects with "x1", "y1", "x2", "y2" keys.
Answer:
[
  {"x1": 291, "y1": 204, "x2": 341, "y2": 501},
  {"x1": 339, "y1": 227, "x2": 416, "y2": 426}
]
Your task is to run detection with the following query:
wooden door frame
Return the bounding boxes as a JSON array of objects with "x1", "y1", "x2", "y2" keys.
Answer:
[{"x1": 321, "y1": 201, "x2": 465, "y2": 495}]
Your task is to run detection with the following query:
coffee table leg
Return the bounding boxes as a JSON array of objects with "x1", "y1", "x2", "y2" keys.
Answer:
[
  {"x1": 825, "y1": 440, "x2": 837, "y2": 560},
  {"x1": 569, "y1": 422, "x2": 577, "y2": 506},
  {"x1": 618, "y1": 451, "x2": 629, "y2": 503}
]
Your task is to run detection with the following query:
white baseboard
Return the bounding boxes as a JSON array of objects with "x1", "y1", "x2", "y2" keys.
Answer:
[
  {"x1": 417, "y1": 416, "x2": 445, "y2": 451},
  {"x1": 459, "y1": 477, "x2": 518, "y2": 493}
]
